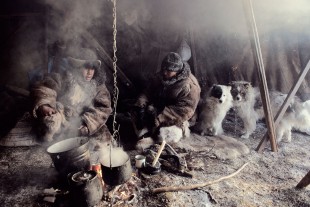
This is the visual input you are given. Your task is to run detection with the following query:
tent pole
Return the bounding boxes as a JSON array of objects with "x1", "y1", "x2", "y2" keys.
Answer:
[
  {"x1": 256, "y1": 59, "x2": 310, "y2": 152},
  {"x1": 242, "y1": 0, "x2": 278, "y2": 152}
]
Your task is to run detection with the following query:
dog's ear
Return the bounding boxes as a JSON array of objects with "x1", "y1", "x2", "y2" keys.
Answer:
[
  {"x1": 302, "y1": 100, "x2": 310, "y2": 108},
  {"x1": 244, "y1": 83, "x2": 251, "y2": 89}
]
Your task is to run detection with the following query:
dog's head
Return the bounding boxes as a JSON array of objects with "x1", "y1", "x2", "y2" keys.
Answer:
[
  {"x1": 229, "y1": 81, "x2": 252, "y2": 102},
  {"x1": 209, "y1": 84, "x2": 232, "y2": 104}
]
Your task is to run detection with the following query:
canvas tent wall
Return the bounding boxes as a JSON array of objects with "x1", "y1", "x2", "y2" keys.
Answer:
[{"x1": 1, "y1": 0, "x2": 310, "y2": 101}]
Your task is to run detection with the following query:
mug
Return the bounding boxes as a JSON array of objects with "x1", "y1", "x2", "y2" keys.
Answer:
[{"x1": 135, "y1": 155, "x2": 146, "y2": 168}]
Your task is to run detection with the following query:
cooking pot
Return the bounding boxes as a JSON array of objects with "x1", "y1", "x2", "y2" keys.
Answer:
[
  {"x1": 68, "y1": 170, "x2": 103, "y2": 207},
  {"x1": 47, "y1": 137, "x2": 90, "y2": 177},
  {"x1": 100, "y1": 147, "x2": 132, "y2": 186}
]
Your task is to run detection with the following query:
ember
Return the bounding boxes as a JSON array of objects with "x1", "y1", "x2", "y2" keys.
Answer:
[{"x1": 101, "y1": 175, "x2": 142, "y2": 206}]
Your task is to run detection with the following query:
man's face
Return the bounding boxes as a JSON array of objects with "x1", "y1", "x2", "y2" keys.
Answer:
[
  {"x1": 162, "y1": 69, "x2": 177, "y2": 80},
  {"x1": 82, "y1": 68, "x2": 95, "y2": 81}
]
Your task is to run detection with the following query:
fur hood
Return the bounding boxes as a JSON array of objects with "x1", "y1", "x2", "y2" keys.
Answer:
[
  {"x1": 161, "y1": 62, "x2": 191, "y2": 86},
  {"x1": 140, "y1": 67, "x2": 201, "y2": 127}
]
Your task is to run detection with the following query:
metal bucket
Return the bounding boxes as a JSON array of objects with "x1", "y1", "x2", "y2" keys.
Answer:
[{"x1": 47, "y1": 137, "x2": 90, "y2": 177}]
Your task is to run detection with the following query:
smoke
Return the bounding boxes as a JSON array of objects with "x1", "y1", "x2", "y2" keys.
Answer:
[
  {"x1": 44, "y1": 0, "x2": 108, "y2": 46},
  {"x1": 99, "y1": 146, "x2": 129, "y2": 167}
]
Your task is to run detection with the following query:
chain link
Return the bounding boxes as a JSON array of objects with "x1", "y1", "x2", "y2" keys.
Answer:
[{"x1": 111, "y1": 0, "x2": 120, "y2": 145}]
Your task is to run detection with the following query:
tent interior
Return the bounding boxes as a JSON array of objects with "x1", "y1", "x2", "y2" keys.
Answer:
[{"x1": 0, "y1": 0, "x2": 310, "y2": 206}]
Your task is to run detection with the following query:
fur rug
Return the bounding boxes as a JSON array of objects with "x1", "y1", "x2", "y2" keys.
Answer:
[{"x1": 175, "y1": 133, "x2": 250, "y2": 160}]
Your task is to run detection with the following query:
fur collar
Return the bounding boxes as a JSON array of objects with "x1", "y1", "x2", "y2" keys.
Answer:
[{"x1": 161, "y1": 62, "x2": 191, "y2": 86}]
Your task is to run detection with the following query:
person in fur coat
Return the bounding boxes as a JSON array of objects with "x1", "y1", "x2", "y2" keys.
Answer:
[
  {"x1": 30, "y1": 48, "x2": 112, "y2": 143},
  {"x1": 134, "y1": 52, "x2": 201, "y2": 144}
]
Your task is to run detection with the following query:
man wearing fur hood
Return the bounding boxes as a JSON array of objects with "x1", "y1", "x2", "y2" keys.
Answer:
[
  {"x1": 135, "y1": 52, "x2": 201, "y2": 142},
  {"x1": 31, "y1": 48, "x2": 112, "y2": 143}
]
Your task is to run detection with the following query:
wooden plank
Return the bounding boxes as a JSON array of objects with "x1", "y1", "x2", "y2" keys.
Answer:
[
  {"x1": 242, "y1": 0, "x2": 277, "y2": 152},
  {"x1": 81, "y1": 31, "x2": 136, "y2": 93},
  {"x1": 296, "y1": 170, "x2": 310, "y2": 189},
  {"x1": 256, "y1": 59, "x2": 310, "y2": 152}
]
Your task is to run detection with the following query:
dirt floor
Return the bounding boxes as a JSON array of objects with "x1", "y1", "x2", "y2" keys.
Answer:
[{"x1": 0, "y1": 111, "x2": 310, "y2": 207}]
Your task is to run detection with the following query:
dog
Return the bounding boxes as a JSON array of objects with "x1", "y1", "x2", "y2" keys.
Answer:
[
  {"x1": 229, "y1": 81, "x2": 260, "y2": 138},
  {"x1": 256, "y1": 91, "x2": 310, "y2": 142},
  {"x1": 193, "y1": 84, "x2": 233, "y2": 136}
]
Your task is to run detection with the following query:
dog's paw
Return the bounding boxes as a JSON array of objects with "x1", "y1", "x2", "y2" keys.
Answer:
[
  {"x1": 241, "y1": 134, "x2": 250, "y2": 139},
  {"x1": 283, "y1": 137, "x2": 292, "y2": 143}
]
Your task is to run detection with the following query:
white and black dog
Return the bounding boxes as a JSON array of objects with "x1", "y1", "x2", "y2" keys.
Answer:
[{"x1": 193, "y1": 84, "x2": 233, "y2": 136}]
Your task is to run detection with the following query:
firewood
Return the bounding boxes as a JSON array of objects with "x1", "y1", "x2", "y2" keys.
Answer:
[{"x1": 151, "y1": 162, "x2": 248, "y2": 193}]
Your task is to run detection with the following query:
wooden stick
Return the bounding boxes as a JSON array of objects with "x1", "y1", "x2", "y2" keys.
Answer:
[
  {"x1": 296, "y1": 170, "x2": 310, "y2": 189},
  {"x1": 152, "y1": 141, "x2": 166, "y2": 167},
  {"x1": 151, "y1": 162, "x2": 248, "y2": 194}
]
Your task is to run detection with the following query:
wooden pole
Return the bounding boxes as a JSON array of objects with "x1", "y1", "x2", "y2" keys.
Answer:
[
  {"x1": 189, "y1": 27, "x2": 198, "y2": 76},
  {"x1": 296, "y1": 170, "x2": 310, "y2": 189},
  {"x1": 242, "y1": 0, "x2": 277, "y2": 152},
  {"x1": 256, "y1": 59, "x2": 310, "y2": 152}
]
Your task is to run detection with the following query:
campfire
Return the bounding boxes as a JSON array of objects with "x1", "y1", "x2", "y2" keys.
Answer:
[{"x1": 102, "y1": 174, "x2": 142, "y2": 206}]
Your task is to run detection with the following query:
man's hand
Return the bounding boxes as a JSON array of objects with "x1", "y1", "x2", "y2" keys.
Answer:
[
  {"x1": 38, "y1": 105, "x2": 56, "y2": 117},
  {"x1": 79, "y1": 125, "x2": 89, "y2": 136},
  {"x1": 154, "y1": 117, "x2": 160, "y2": 128}
]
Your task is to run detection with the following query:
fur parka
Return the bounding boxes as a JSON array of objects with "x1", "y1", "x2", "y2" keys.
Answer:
[
  {"x1": 137, "y1": 63, "x2": 201, "y2": 127},
  {"x1": 31, "y1": 71, "x2": 112, "y2": 137}
]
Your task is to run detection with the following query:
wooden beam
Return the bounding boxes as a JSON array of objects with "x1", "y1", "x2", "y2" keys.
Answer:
[
  {"x1": 81, "y1": 31, "x2": 136, "y2": 93},
  {"x1": 242, "y1": 0, "x2": 277, "y2": 152},
  {"x1": 256, "y1": 59, "x2": 310, "y2": 152}
]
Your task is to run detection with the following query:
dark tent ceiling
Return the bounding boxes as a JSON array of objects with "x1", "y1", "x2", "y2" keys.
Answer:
[{"x1": 1, "y1": 0, "x2": 310, "y2": 100}]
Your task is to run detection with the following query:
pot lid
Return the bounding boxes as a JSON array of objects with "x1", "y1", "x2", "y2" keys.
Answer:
[{"x1": 72, "y1": 171, "x2": 95, "y2": 182}]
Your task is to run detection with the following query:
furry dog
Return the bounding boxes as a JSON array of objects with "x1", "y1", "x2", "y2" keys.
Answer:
[
  {"x1": 256, "y1": 91, "x2": 310, "y2": 142},
  {"x1": 193, "y1": 84, "x2": 233, "y2": 136},
  {"x1": 230, "y1": 81, "x2": 260, "y2": 138}
]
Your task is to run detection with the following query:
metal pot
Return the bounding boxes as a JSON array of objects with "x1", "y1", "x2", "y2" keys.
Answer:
[
  {"x1": 47, "y1": 137, "x2": 90, "y2": 177},
  {"x1": 100, "y1": 149, "x2": 132, "y2": 186},
  {"x1": 68, "y1": 170, "x2": 103, "y2": 207}
]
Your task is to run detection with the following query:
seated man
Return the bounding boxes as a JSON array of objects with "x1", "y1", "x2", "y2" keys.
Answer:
[
  {"x1": 133, "y1": 52, "x2": 201, "y2": 144},
  {"x1": 30, "y1": 48, "x2": 112, "y2": 144}
]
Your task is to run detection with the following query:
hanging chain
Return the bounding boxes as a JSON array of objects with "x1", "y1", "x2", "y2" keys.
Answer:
[{"x1": 111, "y1": 0, "x2": 120, "y2": 145}]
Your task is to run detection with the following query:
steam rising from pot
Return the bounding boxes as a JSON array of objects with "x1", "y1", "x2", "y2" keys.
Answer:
[{"x1": 100, "y1": 147, "x2": 129, "y2": 167}]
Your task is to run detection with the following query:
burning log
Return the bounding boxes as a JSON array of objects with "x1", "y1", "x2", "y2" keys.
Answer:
[{"x1": 151, "y1": 162, "x2": 249, "y2": 194}]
